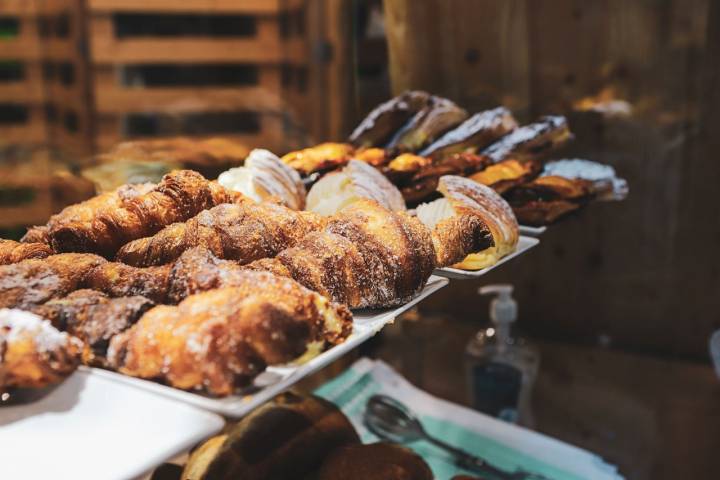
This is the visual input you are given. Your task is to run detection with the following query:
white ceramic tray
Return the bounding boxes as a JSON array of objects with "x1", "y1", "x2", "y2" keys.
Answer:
[
  {"x1": 90, "y1": 275, "x2": 449, "y2": 418},
  {"x1": 0, "y1": 370, "x2": 223, "y2": 480},
  {"x1": 434, "y1": 236, "x2": 539, "y2": 279},
  {"x1": 519, "y1": 225, "x2": 547, "y2": 236}
]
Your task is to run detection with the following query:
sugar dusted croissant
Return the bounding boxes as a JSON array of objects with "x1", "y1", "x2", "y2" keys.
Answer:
[
  {"x1": 0, "y1": 308, "x2": 82, "y2": 390},
  {"x1": 48, "y1": 170, "x2": 243, "y2": 257},
  {"x1": 31, "y1": 289, "x2": 154, "y2": 366},
  {"x1": 249, "y1": 199, "x2": 436, "y2": 309},
  {"x1": 0, "y1": 240, "x2": 53, "y2": 265},
  {"x1": 218, "y1": 149, "x2": 306, "y2": 210},
  {"x1": 107, "y1": 273, "x2": 353, "y2": 396},
  {"x1": 306, "y1": 160, "x2": 406, "y2": 216},
  {"x1": 416, "y1": 175, "x2": 518, "y2": 270},
  {"x1": 22, "y1": 182, "x2": 154, "y2": 246},
  {"x1": 116, "y1": 201, "x2": 324, "y2": 267},
  {"x1": 0, "y1": 253, "x2": 107, "y2": 309},
  {"x1": 83, "y1": 262, "x2": 171, "y2": 304}
]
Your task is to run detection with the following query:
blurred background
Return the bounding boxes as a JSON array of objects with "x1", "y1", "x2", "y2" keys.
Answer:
[{"x1": 1, "y1": 1, "x2": 719, "y2": 477}]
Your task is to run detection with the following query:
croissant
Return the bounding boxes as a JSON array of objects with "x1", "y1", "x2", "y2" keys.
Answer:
[
  {"x1": 83, "y1": 262, "x2": 171, "y2": 304},
  {"x1": 249, "y1": 199, "x2": 436, "y2": 309},
  {"x1": 22, "y1": 183, "x2": 154, "y2": 245},
  {"x1": 0, "y1": 240, "x2": 53, "y2": 265},
  {"x1": 0, "y1": 253, "x2": 106, "y2": 309},
  {"x1": 31, "y1": 289, "x2": 154, "y2": 366},
  {"x1": 48, "y1": 170, "x2": 243, "y2": 257},
  {"x1": 0, "y1": 308, "x2": 82, "y2": 390},
  {"x1": 416, "y1": 176, "x2": 518, "y2": 270},
  {"x1": 116, "y1": 201, "x2": 324, "y2": 267},
  {"x1": 107, "y1": 274, "x2": 353, "y2": 396}
]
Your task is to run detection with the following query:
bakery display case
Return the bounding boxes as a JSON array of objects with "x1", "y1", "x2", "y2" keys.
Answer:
[{"x1": 2, "y1": 1, "x2": 719, "y2": 479}]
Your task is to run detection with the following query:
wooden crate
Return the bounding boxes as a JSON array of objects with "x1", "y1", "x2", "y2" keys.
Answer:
[
  {"x1": 0, "y1": 147, "x2": 54, "y2": 226},
  {"x1": 84, "y1": 1, "x2": 314, "y2": 152}
]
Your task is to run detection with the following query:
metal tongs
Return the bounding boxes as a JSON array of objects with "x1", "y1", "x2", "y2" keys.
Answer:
[{"x1": 364, "y1": 394, "x2": 550, "y2": 480}]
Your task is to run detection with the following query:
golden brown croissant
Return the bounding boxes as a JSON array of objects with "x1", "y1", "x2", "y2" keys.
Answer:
[
  {"x1": 116, "y1": 201, "x2": 324, "y2": 267},
  {"x1": 48, "y1": 170, "x2": 243, "y2": 257},
  {"x1": 22, "y1": 183, "x2": 154, "y2": 245},
  {"x1": 107, "y1": 275, "x2": 353, "y2": 396},
  {"x1": 0, "y1": 240, "x2": 53, "y2": 265},
  {"x1": 0, "y1": 253, "x2": 107, "y2": 309},
  {"x1": 416, "y1": 175, "x2": 518, "y2": 269},
  {"x1": 83, "y1": 262, "x2": 171, "y2": 304},
  {"x1": 31, "y1": 289, "x2": 154, "y2": 366},
  {"x1": 250, "y1": 199, "x2": 436, "y2": 309},
  {"x1": 0, "y1": 308, "x2": 82, "y2": 390}
]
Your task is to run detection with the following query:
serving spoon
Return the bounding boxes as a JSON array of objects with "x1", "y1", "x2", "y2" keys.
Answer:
[{"x1": 364, "y1": 394, "x2": 549, "y2": 480}]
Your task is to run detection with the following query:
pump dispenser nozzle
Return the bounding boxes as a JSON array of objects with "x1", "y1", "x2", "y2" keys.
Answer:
[{"x1": 479, "y1": 284, "x2": 517, "y2": 325}]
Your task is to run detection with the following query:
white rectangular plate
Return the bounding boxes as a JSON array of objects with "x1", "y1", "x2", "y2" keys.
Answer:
[
  {"x1": 433, "y1": 236, "x2": 539, "y2": 279},
  {"x1": 0, "y1": 370, "x2": 223, "y2": 480},
  {"x1": 519, "y1": 225, "x2": 547, "y2": 236},
  {"x1": 90, "y1": 275, "x2": 449, "y2": 418}
]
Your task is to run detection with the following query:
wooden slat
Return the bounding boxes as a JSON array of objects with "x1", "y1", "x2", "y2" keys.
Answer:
[
  {"x1": 0, "y1": 0, "x2": 40, "y2": 16},
  {"x1": 91, "y1": 65, "x2": 285, "y2": 113},
  {"x1": 86, "y1": 0, "x2": 302, "y2": 14},
  {"x1": 88, "y1": 16, "x2": 285, "y2": 64},
  {"x1": 96, "y1": 112, "x2": 288, "y2": 151},
  {"x1": 0, "y1": 63, "x2": 45, "y2": 103},
  {"x1": 0, "y1": 19, "x2": 43, "y2": 60},
  {"x1": 0, "y1": 106, "x2": 48, "y2": 144}
]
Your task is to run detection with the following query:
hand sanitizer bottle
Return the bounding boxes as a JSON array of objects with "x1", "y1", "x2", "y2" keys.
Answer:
[{"x1": 465, "y1": 284, "x2": 539, "y2": 426}]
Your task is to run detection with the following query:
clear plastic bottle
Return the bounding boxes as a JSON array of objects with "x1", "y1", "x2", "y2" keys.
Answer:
[{"x1": 465, "y1": 285, "x2": 540, "y2": 427}]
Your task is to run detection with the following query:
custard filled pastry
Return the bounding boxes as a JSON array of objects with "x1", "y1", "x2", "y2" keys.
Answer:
[
  {"x1": 506, "y1": 175, "x2": 593, "y2": 225},
  {"x1": 218, "y1": 149, "x2": 306, "y2": 210},
  {"x1": 0, "y1": 308, "x2": 82, "y2": 390},
  {"x1": 306, "y1": 160, "x2": 406, "y2": 216},
  {"x1": 281, "y1": 142, "x2": 355, "y2": 176},
  {"x1": 416, "y1": 175, "x2": 518, "y2": 270},
  {"x1": 468, "y1": 158, "x2": 541, "y2": 194}
]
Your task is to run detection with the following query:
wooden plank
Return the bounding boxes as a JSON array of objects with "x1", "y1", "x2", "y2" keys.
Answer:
[
  {"x1": 87, "y1": 15, "x2": 304, "y2": 64},
  {"x1": 0, "y1": 63, "x2": 44, "y2": 103},
  {"x1": 86, "y1": 0, "x2": 303, "y2": 14},
  {"x1": 91, "y1": 65, "x2": 285, "y2": 113},
  {"x1": 0, "y1": 18, "x2": 43, "y2": 60},
  {"x1": 96, "y1": 112, "x2": 288, "y2": 152},
  {"x1": 0, "y1": 105, "x2": 48, "y2": 144},
  {"x1": 0, "y1": 0, "x2": 40, "y2": 16}
]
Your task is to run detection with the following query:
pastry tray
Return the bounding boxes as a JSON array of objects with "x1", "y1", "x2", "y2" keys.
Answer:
[
  {"x1": 433, "y1": 236, "x2": 539, "y2": 279},
  {"x1": 519, "y1": 225, "x2": 547, "y2": 236},
  {"x1": 88, "y1": 275, "x2": 449, "y2": 418},
  {"x1": 0, "y1": 369, "x2": 223, "y2": 480}
]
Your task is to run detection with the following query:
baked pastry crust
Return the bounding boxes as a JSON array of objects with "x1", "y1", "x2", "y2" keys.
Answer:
[{"x1": 0, "y1": 240, "x2": 53, "y2": 265}]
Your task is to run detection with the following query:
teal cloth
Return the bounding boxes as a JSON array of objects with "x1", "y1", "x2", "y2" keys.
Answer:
[{"x1": 315, "y1": 366, "x2": 587, "y2": 480}]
